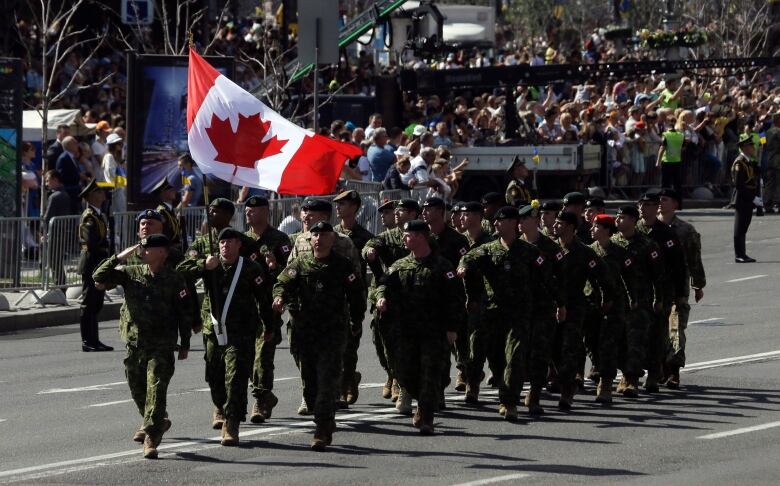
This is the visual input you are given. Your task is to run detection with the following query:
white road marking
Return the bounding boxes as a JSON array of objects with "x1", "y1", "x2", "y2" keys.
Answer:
[
  {"x1": 38, "y1": 381, "x2": 126, "y2": 395},
  {"x1": 451, "y1": 473, "x2": 531, "y2": 486},
  {"x1": 697, "y1": 421, "x2": 780, "y2": 440},
  {"x1": 86, "y1": 399, "x2": 133, "y2": 408},
  {"x1": 682, "y1": 350, "x2": 780, "y2": 371},
  {"x1": 725, "y1": 274, "x2": 767, "y2": 283},
  {"x1": 0, "y1": 419, "x2": 6, "y2": 423},
  {"x1": 689, "y1": 317, "x2": 724, "y2": 325},
  {"x1": 358, "y1": 382, "x2": 386, "y2": 389}
]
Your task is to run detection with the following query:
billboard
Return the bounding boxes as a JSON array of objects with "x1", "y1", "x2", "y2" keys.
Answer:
[
  {"x1": 0, "y1": 58, "x2": 22, "y2": 218},
  {"x1": 126, "y1": 53, "x2": 234, "y2": 208}
]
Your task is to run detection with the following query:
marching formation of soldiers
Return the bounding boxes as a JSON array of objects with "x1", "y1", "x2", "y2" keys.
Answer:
[{"x1": 85, "y1": 174, "x2": 705, "y2": 458}]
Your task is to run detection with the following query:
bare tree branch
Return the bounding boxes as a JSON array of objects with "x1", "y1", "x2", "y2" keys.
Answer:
[{"x1": 203, "y1": 0, "x2": 233, "y2": 55}]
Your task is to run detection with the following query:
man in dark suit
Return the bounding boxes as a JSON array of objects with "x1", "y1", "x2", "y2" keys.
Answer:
[
  {"x1": 45, "y1": 124, "x2": 70, "y2": 169},
  {"x1": 55, "y1": 136, "x2": 82, "y2": 213},
  {"x1": 42, "y1": 170, "x2": 75, "y2": 286}
]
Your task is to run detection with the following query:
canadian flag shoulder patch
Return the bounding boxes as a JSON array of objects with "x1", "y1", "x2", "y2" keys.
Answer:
[
  {"x1": 281, "y1": 245, "x2": 290, "y2": 253},
  {"x1": 666, "y1": 240, "x2": 674, "y2": 248},
  {"x1": 624, "y1": 258, "x2": 632, "y2": 267},
  {"x1": 588, "y1": 260, "x2": 597, "y2": 269},
  {"x1": 347, "y1": 273, "x2": 356, "y2": 282},
  {"x1": 555, "y1": 252, "x2": 564, "y2": 261},
  {"x1": 650, "y1": 250, "x2": 659, "y2": 259},
  {"x1": 254, "y1": 275, "x2": 264, "y2": 285},
  {"x1": 446, "y1": 271, "x2": 456, "y2": 279},
  {"x1": 178, "y1": 288, "x2": 188, "y2": 299},
  {"x1": 534, "y1": 255, "x2": 545, "y2": 266}
]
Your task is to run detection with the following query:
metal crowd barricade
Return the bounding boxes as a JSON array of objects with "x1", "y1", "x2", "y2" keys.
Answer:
[
  {"x1": 268, "y1": 197, "x2": 303, "y2": 231},
  {"x1": 180, "y1": 206, "x2": 208, "y2": 246},
  {"x1": 357, "y1": 191, "x2": 381, "y2": 234},
  {"x1": 343, "y1": 180, "x2": 383, "y2": 193},
  {"x1": 44, "y1": 215, "x2": 82, "y2": 292},
  {"x1": 112, "y1": 211, "x2": 139, "y2": 252},
  {"x1": 378, "y1": 189, "x2": 410, "y2": 203},
  {"x1": 0, "y1": 217, "x2": 46, "y2": 299},
  {"x1": 411, "y1": 186, "x2": 429, "y2": 204}
]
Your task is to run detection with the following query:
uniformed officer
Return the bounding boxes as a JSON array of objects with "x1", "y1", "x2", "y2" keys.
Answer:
[
  {"x1": 377, "y1": 199, "x2": 397, "y2": 231},
  {"x1": 177, "y1": 227, "x2": 274, "y2": 446},
  {"x1": 333, "y1": 190, "x2": 374, "y2": 406},
  {"x1": 450, "y1": 202, "x2": 466, "y2": 232},
  {"x1": 580, "y1": 196, "x2": 607, "y2": 384},
  {"x1": 505, "y1": 156, "x2": 533, "y2": 206},
  {"x1": 422, "y1": 196, "x2": 470, "y2": 394},
  {"x1": 78, "y1": 179, "x2": 114, "y2": 352},
  {"x1": 611, "y1": 206, "x2": 664, "y2": 397},
  {"x1": 562, "y1": 192, "x2": 592, "y2": 244},
  {"x1": 731, "y1": 133, "x2": 763, "y2": 263},
  {"x1": 461, "y1": 202, "x2": 494, "y2": 249},
  {"x1": 658, "y1": 187, "x2": 706, "y2": 388},
  {"x1": 480, "y1": 192, "x2": 504, "y2": 235},
  {"x1": 188, "y1": 198, "x2": 257, "y2": 259},
  {"x1": 272, "y1": 221, "x2": 366, "y2": 451},
  {"x1": 540, "y1": 200, "x2": 562, "y2": 237},
  {"x1": 377, "y1": 220, "x2": 463, "y2": 434},
  {"x1": 244, "y1": 195, "x2": 292, "y2": 424},
  {"x1": 150, "y1": 177, "x2": 186, "y2": 252},
  {"x1": 93, "y1": 234, "x2": 195, "y2": 459}
]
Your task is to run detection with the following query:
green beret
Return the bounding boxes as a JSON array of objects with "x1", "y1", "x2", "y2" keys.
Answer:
[
  {"x1": 563, "y1": 192, "x2": 586, "y2": 206},
  {"x1": 403, "y1": 219, "x2": 430, "y2": 233},
  {"x1": 396, "y1": 199, "x2": 421, "y2": 212},
  {"x1": 139, "y1": 233, "x2": 170, "y2": 248},
  {"x1": 494, "y1": 206, "x2": 520, "y2": 220},
  {"x1": 585, "y1": 197, "x2": 605, "y2": 208},
  {"x1": 480, "y1": 192, "x2": 504, "y2": 205},
  {"x1": 423, "y1": 196, "x2": 445, "y2": 208},
  {"x1": 638, "y1": 192, "x2": 660, "y2": 204},
  {"x1": 209, "y1": 198, "x2": 235, "y2": 215},
  {"x1": 461, "y1": 201, "x2": 484, "y2": 213},
  {"x1": 658, "y1": 187, "x2": 682, "y2": 209},
  {"x1": 217, "y1": 227, "x2": 242, "y2": 241},
  {"x1": 310, "y1": 221, "x2": 334, "y2": 233},
  {"x1": 555, "y1": 211, "x2": 578, "y2": 225},
  {"x1": 616, "y1": 205, "x2": 640, "y2": 219},
  {"x1": 302, "y1": 197, "x2": 333, "y2": 212},
  {"x1": 517, "y1": 204, "x2": 539, "y2": 219},
  {"x1": 377, "y1": 199, "x2": 395, "y2": 212},
  {"x1": 540, "y1": 200, "x2": 562, "y2": 212},
  {"x1": 245, "y1": 196, "x2": 269, "y2": 208}
]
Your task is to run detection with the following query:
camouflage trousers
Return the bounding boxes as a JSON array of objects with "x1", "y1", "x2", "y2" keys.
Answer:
[
  {"x1": 343, "y1": 327, "x2": 362, "y2": 384},
  {"x1": 526, "y1": 307, "x2": 556, "y2": 388},
  {"x1": 646, "y1": 303, "x2": 672, "y2": 378},
  {"x1": 623, "y1": 306, "x2": 652, "y2": 379},
  {"x1": 251, "y1": 318, "x2": 283, "y2": 400},
  {"x1": 466, "y1": 309, "x2": 528, "y2": 407},
  {"x1": 667, "y1": 299, "x2": 690, "y2": 367},
  {"x1": 204, "y1": 334, "x2": 254, "y2": 421},
  {"x1": 465, "y1": 302, "x2": 502, "y2": 384},
  {"x1": 552, "y1": 306, "x2": 585, "y2": 384},
  {"x1": 125, "y1": 345, "x2": 175, "y2": 434},
  {"x1": 394, "y1": 332, "x2": 449, "y2": 410},
  {"x1": 371, "y1": 310, "x2": 396, "y2": 376},
  {"x1": 582, "y1": 305, "x2": 604, "y2": 375},
  {"x1": 595, "y1": 308, "x2": 627, "y2": 381},
  {"x1": 289, "y1": 323, "x2": 346, "y2": 425}
]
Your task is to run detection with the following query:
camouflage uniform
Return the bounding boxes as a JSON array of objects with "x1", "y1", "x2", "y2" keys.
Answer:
[
  {"x1": 590, "y1": 241, "x2": 637, "y2": 382},
  {"x1": 244, "y1": 226, "x2": 292, "y2": 402},
  {"x1": 666, "y1": 216, "x2": 705, "y2": 368},
  {"x1": 93, "y1": 255, "x2": 195, "y2": 434},
  {"x1": 176, "y1": 255, "x2": 273, "y2": 422},
  {"x1": 610, "y1": 232, "x2": 664, "y2": 379},
  {"x1": 188, "y1": 228, "x2": 258, "y2": 260},
  {"x1": 157, "y1": 202, "x2": 185, "y2": 252},
  {"x1": 462, "y1": 230, "x2": 497, "y2": 388},
  {"x1": 273, "y1": 253, "x2": 366, "y2": 426},
  {"x1": 377, "y1": 253, "x2": 464, "y2": 411}
]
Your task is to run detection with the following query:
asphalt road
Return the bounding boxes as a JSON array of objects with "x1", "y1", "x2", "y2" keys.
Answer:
[{"x1": 1, "y1": 209, "x2": 779, "y2": 485}]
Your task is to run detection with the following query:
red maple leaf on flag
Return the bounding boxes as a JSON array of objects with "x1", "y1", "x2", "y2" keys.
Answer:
[{"x1": 205, "y1": 112, "x2": 287, "y2": 168}]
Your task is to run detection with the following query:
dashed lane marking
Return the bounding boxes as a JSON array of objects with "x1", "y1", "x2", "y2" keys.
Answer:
[
  {"x1": 451, "y1": 473, "x2": 532, "y2": 486},
  {"x1": 697, "y1": 420, "x2": 780, "y2": 440},
  {"x1": 724, "y1": 275, "x2": 768, "y2": 283}
]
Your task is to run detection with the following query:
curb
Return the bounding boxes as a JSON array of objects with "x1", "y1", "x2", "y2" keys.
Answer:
[{"x1": 0, "y1": 301, "x2": 122, "y2": 333}]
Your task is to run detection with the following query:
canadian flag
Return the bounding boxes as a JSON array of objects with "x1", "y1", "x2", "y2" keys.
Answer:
[{"x1": 187, "y1": 49, "x2": 362, "y2": 195}]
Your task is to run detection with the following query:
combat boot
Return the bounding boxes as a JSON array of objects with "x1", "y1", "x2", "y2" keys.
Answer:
[
  {"x1": 346, "y1": 371, "x2": 361, "y2": 405},
  {"x1": 310, "y1": 423, "x2": 328, "y2": 451},
  {"x1": 396, "y1": 387, "x2": 412, "y2": 415},
  {"x1": 132, "y1": 426, "x2": 145, "y2": 443},
  {"x1": 260, "y1": 391, "x2": 279, "y2": 420},
  {"x1": 622, "y1": 376, "x2": 639, "y2": 398},
  {"x1": 250, "y1": 400, "x2": 265, "y2": 424},
  {"x1": 587, "y1": 366, "x2": 600, "y2": 383},
  {"x1": 464, "y1": 379, "x2": 480, "y2": 405},
  {"x1": 220, "y1": 418, "x2": 240, "y2": 446},
  {"x1": 666, "y1": 367, "x2": 680, "y2": 389},
  {"x1": 419, "y1": 408, "x2": 435, "y2": 435},
  {"x1": 212, "y1": 408, "x2": 225, "y2": 429},
  {"x1": 382, "y1": 375, "x2": 393, "y2": 399},
  {"x1": 503, "y1": 404, "x2": 518, "y2": 422},
  {"x1": 595, "y1": 378, "x2": 613, "y2": 404},
  {"x1": 644, "y1": 374, "x2": 660, "y2": 394},
  {"x1": 454, "y1": 368, "x2": 466, "y2": 392},
  {"x1": 574, "y1": 372, "x2": 585, "y2": 393},
  {"x1": 298, "y1": 397, "x2": 312, "y2": 416},
  {"x1": 524, "y1": 385, "x2": 544, "y2": 416},
  {"x1": 498, "y1": 403, "x2": 508, "y2": 417},
  {"x1": 391, "y1": 379, "x2": 400, "y2": 402},
  {"x1": 558, "y1": 383, "x2": 574, "y2": 412},
  {"x1": 615, "y1": 376, "x2": 627, "y2": 394},
  {"x1": 412, "y1": 407, "x2": 422, "y2": 428},
  {"x1": 142, "y1": 434, "x2": 159, "y2": 459},
  {"x1": 438, "y1": 389, "x2": 447, "y2": 411}
]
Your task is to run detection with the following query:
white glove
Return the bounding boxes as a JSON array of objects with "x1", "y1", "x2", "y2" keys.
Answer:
[{"x1": 753, "y1": 196, "x2": 764, "y2": 207}]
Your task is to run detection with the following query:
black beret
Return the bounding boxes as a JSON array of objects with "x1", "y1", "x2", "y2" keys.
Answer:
[
  {"x1": 333, "y1": 190, "x2": 361, "y2": 205},
  {"x1": 377, "y1": 199, "x2": 395, "y2": 212},
  {"x1": 555, "y1": 211, "x2": 579, "y2": 225},
  {"x1": 449, "y1": 201, "x2": 464, "y2": 213},
  {"x1": 494, "y1": 206, "x2": 520, "y2": 220},
  {"x1": 617, "y1": 205, "x2": 640, "y2": 219},
  {"x1": 658, "y1": 187, "x2": 682, "y2": 209},
  {"x1": 517, "y1": 204, "x2": 539, "y2": 218},
  {"x1": 481, "y1": 192, "x2": 504, "y2": 205},
  {"x1": 310, "y1": 221, "x2": 334, "y2": 233},
  {"x1": 403, "y1": 219, "x2": 430, "y2": 233},
  {"x1": 638, "y1": 192, "x2": 660, "y2": 204},
  {"x1": 396, "y1": 198, "x2": 421, "y2": 212},
  {"x1": 139, "y1": 233, "x2": 170, "y2": 248},
  {"x1": 209, "y1": 198, "x2": 235, "y2": 214},
  {"x1": 423, "y1": 196, "x2": 445, "y2": 208},
  {"x1": 150, "y1": 177, "x2": 173, "y2": 194},
  {"x1": 585, "y1": 197, "x2": 605, "y2": 208},
  {"x1": 540, "y1": 200, "x2": 563, "y2": 212},
  {"x1": 302, "y1": 197, "x2": 333, "y2": 212},
  {"x1": 563, "y1": 192, "x2": 586, "y2": 206},
  {"x1": 245, "y1": 196, "x2": 269, "y2": 208},
  {"x1": 461, "y1": 201, "x2": 484, "y2": 213},
  {"x1": 217, "y1": 227, "x2": 243, "y2": 241},
  {"x1": 136, "y1": 209, "x2": 163, "y2": 223}
]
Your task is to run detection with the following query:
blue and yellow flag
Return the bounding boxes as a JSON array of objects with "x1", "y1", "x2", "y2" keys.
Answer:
[{"x1": 532, "y1": 147, "x2": 540, "y2": 163}]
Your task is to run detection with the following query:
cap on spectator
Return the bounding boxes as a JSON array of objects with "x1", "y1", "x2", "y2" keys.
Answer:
[
  {"x1": 540, "y1": 200, "x2": 562, "y2": 212},
  {"x1": 658, "y1": 187, "x2": 682, "y2": 209},
  {"x1": 555, "y1": 211, "x2": 578, "y2": 225},
  {"x1": 481, "y1": 192, "x2": 504, "y2": 206},
  {"x1": 394, "y1": 146, "x2": 411, "y2": 158},
  {"x1": 139, "y1": 234, "x2": 170, "y2": 248},
  {"x1": 585, "y1": 197, "x2": 605, "y2": 209},
  {"x1": 506, "y1": 155, "x2": 526, "y2": 175},
  {"x1": 593, "y1": 214, "x2": 616, "y2": 229},
  {"x1": 345, "y1": 121, "x2": 356, "y2": 131},
  {"x1": 310, "y1": 221, "x2": 334, "y2": 233},
  {"x1": 616, "y1": 205, "x2": 640, "y2": 219},
  {"x1": 461, "y1": 201, "x2": 484, "y2": 213},
  {"x1": 494, "y1": 206, "x2": 520, "y2": 220},
  {"x1": 245, "y1": 196, "x2": 269, "y2": 207},
  {"x1": 150, "y1": 177, "x2": 173, "y2": 194},
  {"x1": 106, "y1": 133, "x2": 123, "y2": 145},
  {"x1": 95, "y1": 121, "x2": 111, "y2": 133},
  {"x1": 517, "y1": 204, "x2": 539, "y2": 219},
  {"x1": 737, "y1": 133, "x2": 753, "y2": 146},
  {"x1": 377, "y1": 199, "x2": 395, "y2": 212},
  {"x1": 136, "y1": 209, "x2": 163, "y2": 223},
  {"x1": 302, "y1": 197, "x2": 332, "y2": 212},
  {"x1": 333, "y1": 190, "x2": 361, "y2": 206},
  {"x1": 636, "y1": 94, "x2": 652, "y2": 103},
  {"x1": 638, "y1": 192, "x2": 660, "y2": 204},
  {"x1": 209, "y1": 197, "x2": 235, "y2": 214},
  {"x1": 412, "y1": 125, "x2": 427, "y2": 137},
  {"x1": 217, "y1": 227, "x2": 242, "y2": 241},
  {"x1": 563, "y1": 192, "x2": 586, "y2": 206},
  {"x1": 423, "y1": 196, "x2": 445, "y2": 209},
  {"x1": 403, "y1": 220, "x2": 430, "y2": 233},
  {"x1": 396, "y1": 199, "x2": 421, "y2": 212}
]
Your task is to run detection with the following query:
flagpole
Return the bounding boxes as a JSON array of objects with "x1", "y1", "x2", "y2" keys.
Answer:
[
  {"x1": 202, "y1": 173, "x2": 224, "y2": 339},
  {"x1": 313, "y1": 18, "x2": 320, "y2": 132}
]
